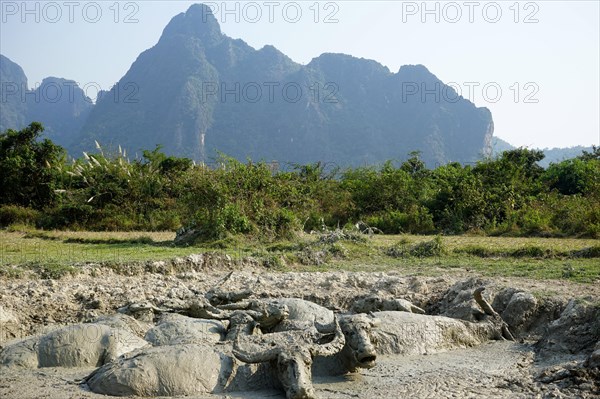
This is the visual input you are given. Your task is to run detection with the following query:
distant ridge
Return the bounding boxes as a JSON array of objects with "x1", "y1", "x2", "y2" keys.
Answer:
[
  {"x1": 0, "y1": 55, "x2": 93, "y2": 143},
  {"x1": 490, "y1": 137, "x2": 595, "y2": 167}
]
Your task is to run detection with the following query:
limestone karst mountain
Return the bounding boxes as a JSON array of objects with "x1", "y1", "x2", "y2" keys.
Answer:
[
  {"x1": 26, "y1": 77, "x2": 93, "y2": 144},
  {"x1": 2, "y1": 4, "x2": 495, "y2": 166},
  {"x1": 0, "y1": 55, "x2": 93, "y2": 145},
  {"x1": 75, "y1": 3, "x2": 494, "y2": 165},
  {"x1": 0, "y1": 54, "x2": 28, "y2": 133}
]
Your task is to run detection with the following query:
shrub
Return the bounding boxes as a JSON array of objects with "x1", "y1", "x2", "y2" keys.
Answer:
[
  {"x1": 147, "y1": 210, "x2": 181, "y2": 231},
  {"x1": 39, "y1": 203, "x2": 95, "y2": 229},
  {"x1": 0, "y1": 123, "x2": 65, "y2": 209},
  {"x1": 454, "y1": 245, "x2": 496, "y2": 257},
  {"x1": 365, "y1": 206, "x2": 435, "y2": 235},
  {"x1": 384, "y1": 238, "x2": 412, "y2": 258},
  {"x1": 510, "y1": 246, "x2": 554, "y2": 258},
  {"x1": 386, "y1": 236, "x2": 445, "y2": 258},
  {"x1": 519, "y1": 206, "x2": 554, "y2": 236},
  {"x1": 0, "y1": 205, "x2": 41, "y2": 227},
  {"x1": 409, "y1": 236, "x2": 445, "y2": 257},
  {"x1": 260, "y1": 208, "x2": 301, "y2": 241},
  {"x1": 543, "y1": 158, "x2": 599, "y2": 195},
  {"x1": 365, "y1": 211, "x2": 406, "y2": 234},
  {"x1": 549, "y1": 195, "x2": 600, "y2": 238},
  {"x1": 1, "y1": 126, "x2": 598, "y2": 239},
  {"x1": 569, "y1": 246, "x2": 600, "y2": 258},
  {"x1": 317, "y1": 227, "x2": 367, "y2": 244}
]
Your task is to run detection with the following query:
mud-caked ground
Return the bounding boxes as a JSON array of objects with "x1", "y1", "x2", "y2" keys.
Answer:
[{"x1": 1, "y1": 257, "x2": 599, "y2": 398}]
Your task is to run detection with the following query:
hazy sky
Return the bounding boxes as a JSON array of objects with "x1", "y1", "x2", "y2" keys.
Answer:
[{"x1": 1, "y1": 0, "x2": 598, "y2": 149}]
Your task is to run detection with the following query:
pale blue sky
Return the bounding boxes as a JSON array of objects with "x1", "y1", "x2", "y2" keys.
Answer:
[{"x1": 1, "y1": 1, "x2": 598, "y2": 149}]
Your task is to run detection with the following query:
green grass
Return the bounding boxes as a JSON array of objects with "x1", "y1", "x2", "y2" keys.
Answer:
[
  {"x1": 0, "y1": 229, "x2": 598, "y2": 283},
  {"x1": 1, "y1": 230, "x2": 178, "y2": 265}
]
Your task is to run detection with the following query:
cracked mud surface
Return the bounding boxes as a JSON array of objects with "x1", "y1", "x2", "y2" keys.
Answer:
[{"x1": 1, "y1": 266, "x2": 599, "y2": 399}]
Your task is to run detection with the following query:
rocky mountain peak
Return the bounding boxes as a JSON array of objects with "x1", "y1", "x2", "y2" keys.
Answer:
[{"x1": 160, "y1": 4, "x2": 222, "y2": 46}]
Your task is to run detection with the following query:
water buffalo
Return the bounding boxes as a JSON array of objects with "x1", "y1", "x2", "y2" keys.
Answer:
[{"x1": 233, "y1": 317, "x2": 346, "y2": 399}]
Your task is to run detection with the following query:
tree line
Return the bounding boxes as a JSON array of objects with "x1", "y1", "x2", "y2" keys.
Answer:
[{"x1": 1, "y1": 122, "x2": 598, "y2": 240}]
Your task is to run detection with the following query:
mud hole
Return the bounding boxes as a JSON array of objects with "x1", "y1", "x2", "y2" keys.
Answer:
[{"x1": 1, "y1": 261, "x2": 599, "y2": 398}]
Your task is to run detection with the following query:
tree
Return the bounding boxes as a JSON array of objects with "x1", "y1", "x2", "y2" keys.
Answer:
[
  {"x1": 543, "y1": 157, "x2": 599, "y2": 195},
  {"x1": 429, "y1": 163, "x2": 486, "y2": 233},
  {"x1": 400, "y1": 151, "x2": 427, "y2": 177},
  {"x1": 142, "y1": 145, "x2": 192, "y2": 175},
  {"x1": 473, "y1": 148, "x2": 545, "y2": 223},
  {"x1": 0, "y1": 122, "x2": 65, "y2": 209},
  {"x1": 577, "y1": 145, "x2": 600, "y2": 162}
]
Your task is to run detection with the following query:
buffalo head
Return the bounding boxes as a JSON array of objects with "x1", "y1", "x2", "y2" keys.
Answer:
[
  {"x1": 233, "y1": 317, "x2": 345, "y2": 399},
  {"x1": 339, "y1": 313, "x2": 381, "y2": 371}
]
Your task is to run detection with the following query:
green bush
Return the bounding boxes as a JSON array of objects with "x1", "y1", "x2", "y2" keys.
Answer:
[
  {"x1": 1, "y1": 124, "x2": 599, "y2": 239},
  {"x1": 569, "y1": 246, "x2": 600, "y2": 258},
  {"x1": 386, "y1": 236, "x2": 445, "y2": 258},
  {"x1": 404, "y1": 206, "x2": 436, "y2": 234},
  {"x1": 519, "y1": 206, "x2": 554, "y2": 236},
  {"x1": 365, "y1": 206, "x2": 435, "y2": 235},
  {"x1": 384, "y1": 238, "x2": 412, "y2": 258},
  {"x1": 454, "y1": 245, "x2": 496, "y2": 257},
  {"x1": 510, "y1": 246, "x2": 554, "y2": 258},
  {"x1": 0, "y1": 205, "x2": 41, "y2": 227},
  {"x1": 410, "y1": 236, "x2": 445, "y2": 257},
  {"x1": 549, "y1": 195, "x2": 600, "y2": 238},
  {"x1": 0, "y1": 123, "x2": 65, "y2": 209},
  {"x1": 145, "y1": 209, "x2": 181, "y2": 231},
  {"x1": 365, "y1": 211, "x2": 407, "y2": 234},
  {"x1": 267, "y1": 208, "x2": 301, "y2": 240},
  {"x1": 543, "y1": 158, "x2": 599, "y2": 195},
  {"x1": 39, "y1": 203, "x2": 95, "y2": 229}
]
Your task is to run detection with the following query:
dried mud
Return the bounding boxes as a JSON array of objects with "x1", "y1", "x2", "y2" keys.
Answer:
[{"x1": 1, "y1": 260, "x2": 599, "y2": 398}]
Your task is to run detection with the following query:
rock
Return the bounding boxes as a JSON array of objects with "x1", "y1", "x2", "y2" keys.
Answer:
[
  {"x1": 73, "y1": 3, "x2": 494, "y2": 168},
  {"x1": 26, "y1": 77, "x2": 94, "y2": 143}
]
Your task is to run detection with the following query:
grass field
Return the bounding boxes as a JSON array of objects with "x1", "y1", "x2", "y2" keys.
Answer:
[{"x1": 1, "y1": 228, "x2": 598, "y2": 283}]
